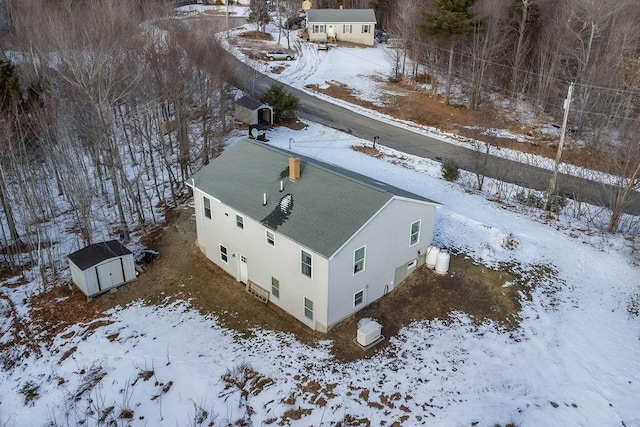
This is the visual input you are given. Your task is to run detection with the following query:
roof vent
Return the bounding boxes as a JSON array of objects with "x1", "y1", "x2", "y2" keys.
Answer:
[{"x1": 289, "y1": 157, "x2": 300, "y2": 181}]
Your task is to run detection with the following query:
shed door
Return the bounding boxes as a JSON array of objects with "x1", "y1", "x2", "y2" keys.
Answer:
[
  {"x1": 96, "y1": 259, "x2": 125, "y2": 291},
  {"x1": 257, "y1": 107, "x2": 271, "y2": 125}
]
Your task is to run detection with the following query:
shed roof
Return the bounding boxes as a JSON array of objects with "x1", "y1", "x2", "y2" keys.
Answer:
[
  {"x1": 307, "y1": 8, "x2": 376, "y2": 24},
  {"x1": 189, "y1": 139, "x2": 438, "y2": 258},
  {"x1": 236, "y1": 95, "x2": 267, "y2": 110},
  {"x1": 68, "y1": 240, "x2": 132, "y2": 270}
]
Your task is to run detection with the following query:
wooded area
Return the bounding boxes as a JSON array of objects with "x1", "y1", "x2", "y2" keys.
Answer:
[
  {"x1": 373, "y1": 0, "x2": 640, "y2": 234},
  {"x1": 0, "y1": 0, "x2": 235, "y2": 284},
  {"x1": 0, "y1": 0, "x2": 639, "y2": 286}
]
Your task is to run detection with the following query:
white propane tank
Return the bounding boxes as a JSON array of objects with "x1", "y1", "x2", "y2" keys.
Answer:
[
  {"x1": 435, "y1": 250, "x2": 451, "y2": 275},
  {"x1": 425, "y1": 244, "x2": 440, "y2": 269}
]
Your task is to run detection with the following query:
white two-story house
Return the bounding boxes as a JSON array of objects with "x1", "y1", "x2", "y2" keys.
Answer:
[{"x1": 188, "y1": 139, "x2": 440, "y2": 332}]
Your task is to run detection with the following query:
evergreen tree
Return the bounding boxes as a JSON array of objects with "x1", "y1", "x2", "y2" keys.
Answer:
[
  {"x1": 259, "y1": 83, "x2": 299, "y2": 122},
  {"x1": 417, "y1": 0, "x2": 477, "y2": 104},
  {"x1": 0, "y1": 59, "x2": 20, "y2": 113}
]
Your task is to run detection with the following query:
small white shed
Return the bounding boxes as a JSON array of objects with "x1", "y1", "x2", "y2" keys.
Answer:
[
  {"x1": 234, "y1": 96, "x2": 273, "y2": 126},
  {"x1": 68, "y1": 240, "x2": 136, "y2": 297}
]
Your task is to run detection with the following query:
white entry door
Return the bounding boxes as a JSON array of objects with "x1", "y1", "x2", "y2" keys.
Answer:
[{"x1": 238, "y1": 255, "x2": 248, "y2": 284}]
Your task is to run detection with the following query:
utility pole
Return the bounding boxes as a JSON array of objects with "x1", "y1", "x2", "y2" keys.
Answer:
[{"x1": 545, "y1": 82, "x2": 575, "y2": 212}]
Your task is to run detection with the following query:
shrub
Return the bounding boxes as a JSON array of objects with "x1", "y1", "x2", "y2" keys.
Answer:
[
  {"x1": 515, "y1": 190, "x2": 544, "y2": 209},
  {"x1": 441, "y1": 158, "x2": 460, "y2": 182},
  {"x1": 515, "y1": 190, "x2": 566, "y2": 213},
  {"x1": 259, "y1": 83, "x2": 300, "y2": 122}
]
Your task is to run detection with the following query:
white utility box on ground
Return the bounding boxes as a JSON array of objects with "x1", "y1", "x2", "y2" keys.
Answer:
[{"x1": 357, "y1": 321, "x2": 382, "y2": 347}]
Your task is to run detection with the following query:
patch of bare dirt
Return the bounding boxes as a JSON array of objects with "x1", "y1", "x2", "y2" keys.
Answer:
[
  {"x1": 17, "y1": 206, "x2": 531, "y2": 364},
  {"x1": 308, "y1": 78, "x2": 615, "y2": 173},
  {"x1": 238, "y1": 30, "x2": 273, "y2": 41}
]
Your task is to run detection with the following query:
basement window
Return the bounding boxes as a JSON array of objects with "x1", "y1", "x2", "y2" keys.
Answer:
[
  {"x1": 304, "y1": 297, "x2": 314, "y2": 320},
  {"x1": 203, "y1": 196, "x2": 211, "y2": 219},
  {"x1": 220, "y1": 245, "x2": 228, "y2": 263},
  {"x1": 354, "y1": 289, "x2": 364, "y2": 307}
]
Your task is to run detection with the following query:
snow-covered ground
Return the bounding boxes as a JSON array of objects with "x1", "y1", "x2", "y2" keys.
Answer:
[
  {"x1": 3, "y1": 122, "x2": 639, "y2": 426},
  {"x1": 1, "y1": 5, "x2": 640, "y2": 427},
  {"x1": 225, "y1": 19, "x2": 630, "y2": 188}
]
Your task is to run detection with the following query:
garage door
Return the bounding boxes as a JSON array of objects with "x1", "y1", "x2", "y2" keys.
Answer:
[{"x1": 96, "y1": 258, "x2": 125, "y2": 291}]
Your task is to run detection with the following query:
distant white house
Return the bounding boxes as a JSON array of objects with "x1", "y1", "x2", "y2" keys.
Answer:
[
  {"x1": 68, "y1": 240, "x2": 137, "y2": 297},
  {"x1": 188, "y1": 139, "x2": 440, "y2": 332},
  {"x1": 305, "y1": 8, "x2": 377, "y2": 46}
]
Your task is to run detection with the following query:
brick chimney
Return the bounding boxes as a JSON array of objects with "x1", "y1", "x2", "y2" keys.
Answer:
[{"x1": 289, "y1": 157, "x2": 300, "y2": 181}]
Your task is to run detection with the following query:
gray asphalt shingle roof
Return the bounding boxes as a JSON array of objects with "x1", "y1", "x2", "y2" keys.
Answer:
[
  {"x1": 190, "y1": 139, "x2": 438, "y2": 258},
  {"x1": 236, "y1": 95, "x2": 264, "y2": 110},
  {"x1": 307, "y1": 9, "x2": 376, "y2": 24},
  {"x1": 68, "y1": 240, "x2": 132, "y2": 270}
]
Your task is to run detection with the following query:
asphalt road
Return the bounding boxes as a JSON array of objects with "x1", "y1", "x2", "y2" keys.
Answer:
[{"x1": 227, "y1": 49, "x2": 640, "y2": 217}]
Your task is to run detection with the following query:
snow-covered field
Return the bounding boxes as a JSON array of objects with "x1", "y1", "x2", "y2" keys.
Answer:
[{"x1": 1, "y1": 5, "x2": 639, "y2": 427}]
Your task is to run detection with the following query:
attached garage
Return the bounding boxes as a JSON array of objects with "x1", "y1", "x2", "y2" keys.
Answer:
[
  {"x1": 234, "y1": 95, "x2": 273, "y2": 126},
  {"x1": 68, "y1": 240, "x2": 136, "y2": 297}
]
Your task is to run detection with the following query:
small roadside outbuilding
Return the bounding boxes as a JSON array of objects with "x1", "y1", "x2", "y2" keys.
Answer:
[
  {"x1": 234, "y1": 96, "x2": 274, "y2": 126},
  {"x1": 68, "y1": 240, "x2": 136, "y2": 297}
]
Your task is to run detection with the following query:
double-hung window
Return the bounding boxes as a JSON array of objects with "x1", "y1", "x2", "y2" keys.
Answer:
[
  {"x1": 353, "y1": 246, "x2": 365, "y2": 274},
  {"x1": 301, "y1": 250, "x2": 312, "y2": 278},
  {"x1": 266, "y1": 230, "x2": 275, "y2": 246},
  {"x1": 343, "y1": 24, "x2": 352, "y2": 33},
  {"x1": 236, "y1": 215, "x2": 244, "y2": 229},
  {"x1": 220, "y1": 245, "x2": 228, "y2": 263},
  {"x1": 203, "y1": 196, "x2": 211, "y2": 219},
  {"x1": 410, "y1": 220, "x2": 421, "y2": 246},
  {"x1": 304, "y1": 298, "x2": 313, "y2": 320},
  {"x1": 271, "y1": 277, "x2": 280, "y2": 298},
  {"x1": 362, "y1": 24, "x2": 370, "y2": 33},
  {"x1": 313, "y1": 24, "x2": 325, "y2": 33}
]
